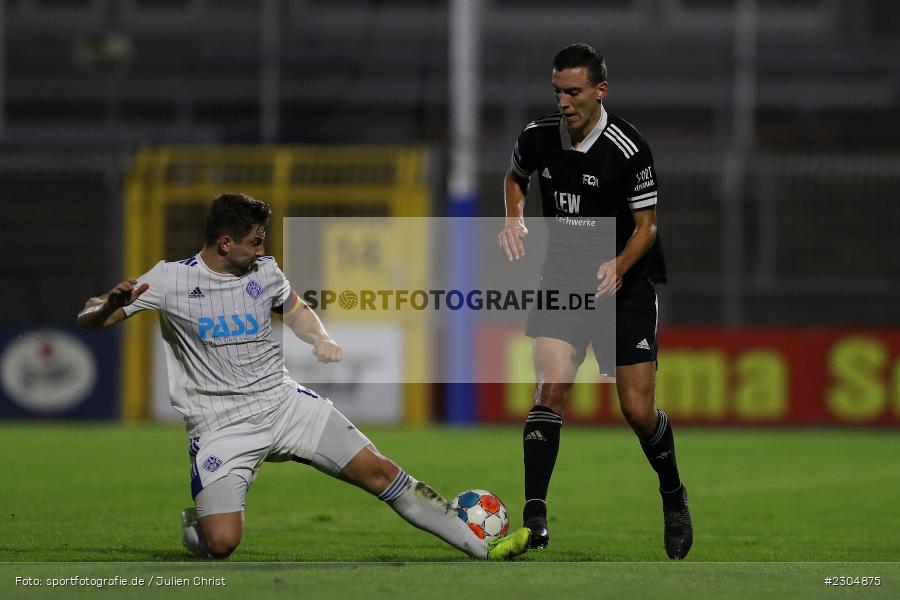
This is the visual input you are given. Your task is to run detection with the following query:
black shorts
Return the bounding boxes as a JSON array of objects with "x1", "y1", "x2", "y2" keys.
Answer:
[{"x1": 525, "y1": 273, "x2": 659, "y2": 372}]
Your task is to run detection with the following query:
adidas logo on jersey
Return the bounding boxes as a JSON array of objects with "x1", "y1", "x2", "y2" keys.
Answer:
[
  {"x1": 524, "y1": 430, "x2": 547, "y2": 442},
  {"x1": 188, "y1": 287, "x2": 205, "y2": 299},
  {"x1": 636, "y1": 338, "x2": 651, "y2": 350},
  {"x1": 541, "y1": 167, "x2": 552, "y2": 179}
]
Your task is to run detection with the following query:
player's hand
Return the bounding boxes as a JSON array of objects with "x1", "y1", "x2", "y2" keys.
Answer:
[
  {"x1": 498, "y1": 219, "x2": 528, "y2": 261},
  {"x1": 313, "y1": 337, "x2": 342, "y2": 363},
  {"x1": 595, "y1": 259, "x2": 622, "y2": 297},
  {"x1": 106, "y1": 279, "x2": 149, "y2": 309}
]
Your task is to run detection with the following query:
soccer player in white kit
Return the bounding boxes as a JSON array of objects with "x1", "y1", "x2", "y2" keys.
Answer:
[{"x1": 78, "y1": 193, "x2": 529, "y2": 560}]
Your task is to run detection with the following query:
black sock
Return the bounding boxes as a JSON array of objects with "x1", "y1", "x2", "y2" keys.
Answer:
[
  {"x1": 523, "y1": 405, "x2": 563, "y2": 523},
  {"x1": 639, "y1": 409, "x2": 682, "y2": 492}
]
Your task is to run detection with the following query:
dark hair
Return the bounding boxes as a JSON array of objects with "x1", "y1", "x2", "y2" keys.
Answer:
[
  {"x1": 553, "y1": 43, "x2": 607, "y2": 85},
  {"x1": 203, "y1": 193, "x2": 272, "y2": 246}
]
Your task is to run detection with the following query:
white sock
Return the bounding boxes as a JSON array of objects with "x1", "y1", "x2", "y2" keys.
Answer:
[{"x1": 380, "y1": 470, "x2": 487, "y2": 559}]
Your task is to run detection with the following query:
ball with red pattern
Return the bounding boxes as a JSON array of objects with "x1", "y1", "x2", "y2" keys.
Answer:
[{"x1": 450, "y1": 489, "x2": 510, "y2": 540}]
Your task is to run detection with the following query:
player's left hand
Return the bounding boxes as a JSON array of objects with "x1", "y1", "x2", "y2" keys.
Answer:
[
  {"x1": 313, "y1": 337, "x2": 342, "y2": 363},
  {"x1": 595, "y1": 259, "x2": 622, "y2": 297}
]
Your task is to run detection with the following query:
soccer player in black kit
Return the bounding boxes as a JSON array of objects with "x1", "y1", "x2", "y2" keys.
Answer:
[{"x1": 497, "y1": 43, "x2": 693, "y2": 559}]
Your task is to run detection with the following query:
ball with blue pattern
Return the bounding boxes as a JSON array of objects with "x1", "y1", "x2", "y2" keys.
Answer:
[{"x1": 450, "y1": 489, "x2": 510, "y2": 540}]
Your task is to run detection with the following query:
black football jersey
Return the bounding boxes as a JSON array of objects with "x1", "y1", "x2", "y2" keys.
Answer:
[{"x1": 510, "y1": 109, "x2": 667, "y2": 283}]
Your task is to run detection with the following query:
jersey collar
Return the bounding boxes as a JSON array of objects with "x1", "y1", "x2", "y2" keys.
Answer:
[
  {"x1": 559, "y1": 105, "x2": 607, "y2": 153},
  {"x1": 197, "y1": 252, "x2": 240, "y2": 279}
]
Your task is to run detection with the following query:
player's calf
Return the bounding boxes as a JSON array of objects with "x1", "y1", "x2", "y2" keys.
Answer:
[
  {"x1": 338, "y1": 444, "x2": 401, "y2": 495},
  {"x1": 633, "y1": 408, "x2": 692, "y2": 560},
  {"x1": 637, "y1": 409, "x2": 681, "y2": 494},
  {"x1": 522, "y1": 404, "x2": 563, "y2": 549},
  {"x1": 379, "y1": 467, "x2": 490, "y2": 559}
]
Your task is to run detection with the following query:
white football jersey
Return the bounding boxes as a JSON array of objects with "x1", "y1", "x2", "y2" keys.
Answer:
[{"x1": 123, "y1": 254, "x2": 308, "y2": 435}]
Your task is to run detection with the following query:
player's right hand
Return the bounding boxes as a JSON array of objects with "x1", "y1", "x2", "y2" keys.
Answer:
[
  {"x1": 313, "y1": 337, "x2": 342, "y2": 363},
  {"x1": 498, "y1": 219, "x2": 528, "y2": 261},
  {"x1": 106, "y1": 279, "x2": 149, "y2": 309}
]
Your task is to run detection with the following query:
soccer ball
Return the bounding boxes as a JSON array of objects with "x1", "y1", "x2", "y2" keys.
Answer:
[{"x1": 450, "y1": 489, "x2": 510, "y2": 540}]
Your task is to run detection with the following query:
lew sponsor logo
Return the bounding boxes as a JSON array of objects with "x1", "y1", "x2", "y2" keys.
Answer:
[{"x1": 553, "y1": 190, "x2": 581, "y2": 214}]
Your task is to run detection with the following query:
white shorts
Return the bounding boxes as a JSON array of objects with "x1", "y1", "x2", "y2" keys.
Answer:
[{"x1": 189, "y1": 388, "x2": 372, "y2": 516}]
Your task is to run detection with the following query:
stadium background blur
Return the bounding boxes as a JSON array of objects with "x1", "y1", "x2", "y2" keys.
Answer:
[
  {"x1": 1, "y1": 4, "x2": 899, "y2": 588},
  {"x1": 3, "y1": 0, "x2": 899, "y2": 429}
]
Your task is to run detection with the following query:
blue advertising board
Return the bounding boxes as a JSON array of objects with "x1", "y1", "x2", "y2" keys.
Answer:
[{"x1": 0, "y1": 327, "x2": 119, "y2": 420}]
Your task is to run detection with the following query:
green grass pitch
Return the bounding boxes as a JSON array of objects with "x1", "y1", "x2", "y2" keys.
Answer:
[{"x1": 1, "y1": 423, "x2": 898, "y2": 598}]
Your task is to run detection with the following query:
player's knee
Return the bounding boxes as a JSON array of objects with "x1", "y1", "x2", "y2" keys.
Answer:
[
  {"x1": 620, "y1": 400, "x2": 656, "y2": 433},
  {"x1": 203, "y1": 530, "x2": 241, "y2": 559},
  {"x1": 199, "y1": 519, "x2": 242, "y2": 559},
  {"x1": 356, "y1": 460, "x2": 398, "y2": 496},
  {"x1": 535, "y1": 381, "x2": 572, "y2": 414}
]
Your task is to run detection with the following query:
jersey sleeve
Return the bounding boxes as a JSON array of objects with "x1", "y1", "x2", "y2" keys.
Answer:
[
  {"x1": 269, "y1": 261, "x2": 303, "y2": 317},
  {"x1": 509, "y1": 126, "x2": 540, "y2": 179},
  {"x1": 625, "y1": 138, "x2": 659, "y2": 212},
  {"x1": 121, "y1": 260, "x2": 165, "y2": 317}
]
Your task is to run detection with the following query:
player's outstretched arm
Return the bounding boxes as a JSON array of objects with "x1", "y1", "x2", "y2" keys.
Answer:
[
  {"x1": 282, "y1": 300, "x2": 342, "y2": 363},
  {"x1": 77, "y1": 279, "x2": 149, "y2": 329},
  {"x1": 498, "y1": 170, "x2": 530, "y2": 261}
]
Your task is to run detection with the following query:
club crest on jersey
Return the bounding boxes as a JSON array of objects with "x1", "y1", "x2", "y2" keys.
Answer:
[
  {"x1": 246, "y1": 280, "x2": 263, "y2": 300},
  {"x1": 202, "y1": 455, "x2": 222, "y2": 472}
]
